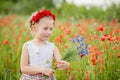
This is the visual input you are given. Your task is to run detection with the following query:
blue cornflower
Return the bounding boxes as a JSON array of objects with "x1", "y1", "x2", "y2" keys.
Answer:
[{"x1": 72, "y1": 35, "x2": 88, "y2": 57}]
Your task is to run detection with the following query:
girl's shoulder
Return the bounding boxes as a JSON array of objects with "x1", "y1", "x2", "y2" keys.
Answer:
[{"x1": 23, "y1": 40, "x2": 33, "y2": 47}]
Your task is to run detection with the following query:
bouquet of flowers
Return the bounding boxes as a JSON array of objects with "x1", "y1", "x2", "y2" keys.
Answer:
[
  {"x1": 62, "y1": 35, "x2": 88, "y2": 61},
  {"x1": 53, "y1": 35, "x2": 88, "y2": 69}
]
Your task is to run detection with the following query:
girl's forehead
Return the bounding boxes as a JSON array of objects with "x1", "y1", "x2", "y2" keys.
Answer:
[{"x1": 37, "y1": 17, "x2": 54, "y2": 25}]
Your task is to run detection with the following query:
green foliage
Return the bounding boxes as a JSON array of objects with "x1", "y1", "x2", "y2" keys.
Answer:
[
  {"x1": 0, "y1": 1, "x2": 120, "y2": 22},
  {"x1": 11, "y1": 0, "x2": 54, "y2": 14},
  {"x1": 62, "y1": 45, "x2": 78, "y2": 62},
  {"x1": 60, "y1": 3, "x2": 80, "y2": 18},
  {"x1": 0, "y1": 1, "x2": 14, "y2": 14},
  {"x1": 54, "y1": 3, "x2": 111, "y2": 21},
  {"x1": 0, "y1": 0, "x2": 55, "y2": 15},
  {"x1": 83, "y1": 6, "x2": 106, "y2": 21},
  {"x1": 106, "y1": 3, "x2": 120, "y2": 22}
]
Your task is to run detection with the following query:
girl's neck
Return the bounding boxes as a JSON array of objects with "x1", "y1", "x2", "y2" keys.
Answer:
[{"x1": 33, "y1": 38, "x2": 47, "y2": 46}]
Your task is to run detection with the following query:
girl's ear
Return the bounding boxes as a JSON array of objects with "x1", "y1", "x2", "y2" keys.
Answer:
[{"x1": 31, "y1": 26, "x2": 36, "y2": 32}]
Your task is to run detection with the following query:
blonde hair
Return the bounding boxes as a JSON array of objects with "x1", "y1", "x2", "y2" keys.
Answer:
[{"x1": 27, "y1": 11, "x2": 38, "y2": 28}]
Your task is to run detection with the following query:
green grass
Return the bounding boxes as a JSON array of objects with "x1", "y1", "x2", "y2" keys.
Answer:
[{"x1": 0, "y1": 15, "x2": 120, "y2": 80}]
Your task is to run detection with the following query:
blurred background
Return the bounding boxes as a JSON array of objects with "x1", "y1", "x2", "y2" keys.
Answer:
[
  {"x1": 0, "y1": 0, "x2": 120, "y2": 22},
  {"x1": 0, "y1": 0, "x2": 120, "y2": 80}
]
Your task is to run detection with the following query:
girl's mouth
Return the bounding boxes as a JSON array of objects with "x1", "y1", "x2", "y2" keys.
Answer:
[{"x1": 45, "y1": 36, "x2": 49, "y2": 38}]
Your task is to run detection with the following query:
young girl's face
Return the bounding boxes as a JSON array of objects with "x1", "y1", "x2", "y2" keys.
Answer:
[{"x1": 33, "y1": 17, "x2": 54, "y2": 41}]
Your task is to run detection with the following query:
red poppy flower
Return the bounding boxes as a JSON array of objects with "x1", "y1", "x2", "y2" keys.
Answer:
[
  {"x1": 65, "y1": 29, "x2": 71, "y2": 35},
  {"x1": 100, "y1": 36, "x2": 105, "y2": 41},
  {"x1": 3, "y1": 39, "x2": 9, "y2": 45},
  {"x1": 117, "y1": 53, "x2": 120, "y2": 58},
  {"x1": 92, "y1": 61, "x2": 96, "y2": 65},
  {"x1": 80, "y1": 53, "x2": 85, "y2": 57},
  {"x1": 97, "y1": 25, "x2": 105, "y2": 32}
]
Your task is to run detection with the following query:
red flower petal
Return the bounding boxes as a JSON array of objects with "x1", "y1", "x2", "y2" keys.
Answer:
[{"x1": 3, "y1": 39, "x2": 9, "y2": 45}]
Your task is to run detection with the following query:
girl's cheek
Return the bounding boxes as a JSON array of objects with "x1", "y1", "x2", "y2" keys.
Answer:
[{"x1": 41, "y1": 30, "x2": 45, "y2": 34}]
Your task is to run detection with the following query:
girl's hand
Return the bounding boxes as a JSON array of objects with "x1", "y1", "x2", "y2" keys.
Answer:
[
  {"x1": 56, "y1": 61, "x2": 70, "y2": 70},
  {"x1": 43, "y1": 68, "x2": 55, "y2": 77}
]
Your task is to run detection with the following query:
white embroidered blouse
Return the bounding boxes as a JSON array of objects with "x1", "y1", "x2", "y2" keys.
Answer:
[{"x1": 23, "y1": 40, "x2": 54, "y2": 68}]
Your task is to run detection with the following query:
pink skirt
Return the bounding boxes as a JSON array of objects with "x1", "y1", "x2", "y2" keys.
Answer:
[{"x1": 20, "y1": 73, "x2": 56, "y2": 80}]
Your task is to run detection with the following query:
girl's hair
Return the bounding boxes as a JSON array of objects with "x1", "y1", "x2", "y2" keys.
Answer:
[{"x1": 27, "y1": 10, "x2": 55, "y2": 28}]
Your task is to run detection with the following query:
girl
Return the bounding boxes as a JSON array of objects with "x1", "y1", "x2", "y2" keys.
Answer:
[{"x1": 20, "y1": 10, "x2": 70, "y2": 80}]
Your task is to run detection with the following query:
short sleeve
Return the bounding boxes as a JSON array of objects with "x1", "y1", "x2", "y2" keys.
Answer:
[{"x1": 23, "y1": 41, "x2": 32, "y2": 52}]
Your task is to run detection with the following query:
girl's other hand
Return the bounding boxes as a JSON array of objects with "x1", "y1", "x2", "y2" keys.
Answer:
[
  {"x1": 43, "y1": 68, "x2": 55, "y2": 77},
  {"x1": 56, "y1": 61, "x2": 70, "y2": 70}
]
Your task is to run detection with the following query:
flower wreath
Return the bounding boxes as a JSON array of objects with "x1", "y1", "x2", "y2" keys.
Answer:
[{"x1": 32, "y1": 10, "x2": 55, "y2": 23}]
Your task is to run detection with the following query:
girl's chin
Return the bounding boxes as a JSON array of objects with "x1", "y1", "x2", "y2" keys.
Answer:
[
  {"x1": 38, "y1": 36, "x2": 50, "y2": 41},
  {"x1": 42, "y1": 37, "x2": 49, "y2": 41},
  {"x1": 38, "y1": 38, "x2": 47, "y2": 41}
]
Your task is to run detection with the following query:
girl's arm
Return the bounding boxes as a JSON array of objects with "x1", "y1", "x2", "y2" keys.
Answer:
[
  {"x1": 53, "y1": 46, "x2": 62, "y2": 62},
  {"x1": 20, "y1": 46, "x2": 54, "y2": 75},
  {"x1": 20, "y1": 46, "x2": 44, "y2": 74},
  {"x1": 53, "y1": 46, "x2": 70, "y2": 70}
]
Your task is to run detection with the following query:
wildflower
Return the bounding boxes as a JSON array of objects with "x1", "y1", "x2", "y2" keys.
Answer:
[
  {"x1": 94, "y1": 35, "x2": 99, "y2": 40},
  {"x1": 65, "y1": 29, "x2": 71, "y2": 35},
  {"x1": 111, "y1": 19, "x2": 118, "y2": 25},
  {"x1": 64, "y1": 44, "x2": 68, "y2": 48},
  {"x1": 92, "y1": 61, "x2": 96, "y2": 65},
  {"x1": 98, "y1": 58, "x2": 104, "y2": 64},
  {"x1": 117, "y1": 53, "x2": 120, "y2": 58},
  {"x1": 72, "y1": 35, "x2": 88, "y2": 57},
  {"x1": 66, "y1": 67, "x2": 72, "y2": 71},
  {"x1": 3, "y1": 39, "x2": 9, "y2": 45},
  {"x1": 90, "y1": 57, "x2": 96, "y2": 62},
  {"x1": 85, "y1": 71, "x2": 89, "y2": 75},
  {"x1": 84, "y1": 71, "x2": 90, "y2": 80},
  {"x1": 77, "y1": 23, "x2": 81, "y2": 27},
  {"x1": 97, "y1": 25, "x2": 105, "y2": 32},
  {"x1": 79, "y1": 30, "x2": 83, "y2": 35},
  {"x1": 54, "y1": 35, "x2": 63, "y2": 44},
  {"x1": 106, "y1": 35, "x2": 112, "y2": 41},
  {"x1": 100, "y1": 36, "x2": 105, "y2": 41},
  {"x1": 80, "y1": 53, "x2": 85, "y2": 57},
  {"x1": 93, "y1": 46, "x2": 98, "y2": 51}
]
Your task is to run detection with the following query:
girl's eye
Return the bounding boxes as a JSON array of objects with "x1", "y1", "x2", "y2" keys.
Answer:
[
  {"x1": 43, "y1": 27, "x2": 48, "y2": 30},
  {"x1": 50, "y1": 28, "x2": 53, "y2": 30},
  {"x1": 43, "y1": 27, "x2": 53, "y2": 30}
]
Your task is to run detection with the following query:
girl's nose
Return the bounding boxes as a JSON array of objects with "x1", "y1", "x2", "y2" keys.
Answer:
[{"x1": 47, "y1": 30, "x2": 52, "y2": 34}]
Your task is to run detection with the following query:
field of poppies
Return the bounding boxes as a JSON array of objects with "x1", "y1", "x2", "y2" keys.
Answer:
[{"x1": 0, "y1": 15, "x2": 120, "y2": 80}]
